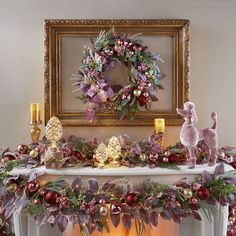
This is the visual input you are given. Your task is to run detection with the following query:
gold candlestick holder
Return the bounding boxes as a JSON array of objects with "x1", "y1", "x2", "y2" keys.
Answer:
[
  {"x1": 30, "y1": 121, "x2": 42, "y2": 143},
  {"x1": 154, "y1": 131, "x2": 165, "y2": 150}
]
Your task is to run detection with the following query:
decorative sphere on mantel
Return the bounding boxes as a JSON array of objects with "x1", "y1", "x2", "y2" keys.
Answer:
[{"x1": 45, "y1": 191, "x2": 58, "y2": 205}]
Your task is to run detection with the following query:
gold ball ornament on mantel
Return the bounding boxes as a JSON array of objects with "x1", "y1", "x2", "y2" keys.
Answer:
[
  {"x1": 29, "y1": 149, "x2": 39, "y2": 158},
  {"x1": 107, "y1": 136, "x2": 121, "y2": 167},
  {"x1": 45, "y1": 116, "x2": 63, "y2": 148},
  {"x1": 99, "y1": 205, "x2": 108, "y2": 216},
  {"x1": 133, "y1": 89, "x2": 142, "y2": 97},
  {"x1": 183, "y1": 188, "x2": 193, "y2": 199}
]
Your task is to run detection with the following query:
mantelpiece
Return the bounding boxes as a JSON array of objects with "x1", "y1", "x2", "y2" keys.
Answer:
[{"x1": 12, "y1": 164, "x2": 232, "y2": 236}]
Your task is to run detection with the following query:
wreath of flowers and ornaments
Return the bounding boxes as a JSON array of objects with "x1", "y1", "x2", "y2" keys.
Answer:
[
  {"x1": 75, "y1": 28, "x2": 165, "y2": 121},
  {"x1": 0, "y1": 135, "x2": 236, "y2": 235}
]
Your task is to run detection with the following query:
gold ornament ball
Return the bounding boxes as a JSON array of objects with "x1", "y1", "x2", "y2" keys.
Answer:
[
  {"x1": 7, "y1": 183, "x2": 18, "y2": 192},
  {"x1": 133, "y1": 89, "x2": 141, "y2": 97},
  {"x1": 30, "y1": 149, "x2": 39, "y2": 158},
  {"x1": 183, "y1": 189, "x2": 193, "y2": 198},
  {"x1": 99, "y1": 206, "x2": 108, "y2": 216},
  {"x1": 140, "y1": 154, "x2": 147, "y2": 161},
  {"x1": 219, "y1": 151, "x2": 225, "y2": 158}
]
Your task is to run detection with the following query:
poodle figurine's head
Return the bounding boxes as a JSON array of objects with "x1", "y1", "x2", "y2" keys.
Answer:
[{"x1": 177, "y1": 101, "x2": 198, "y2": 123}]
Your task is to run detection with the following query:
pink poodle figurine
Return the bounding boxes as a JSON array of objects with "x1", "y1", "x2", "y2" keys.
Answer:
[{"x1": 177, "y1": 102, "x2": 218, "y2": 168}]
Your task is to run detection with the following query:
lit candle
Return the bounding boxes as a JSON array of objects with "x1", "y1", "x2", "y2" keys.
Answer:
[
  {"x1": 154, "y1": 118, "x2": 165, "y2": 133},
  {"x1": 30, "y1": 103, "x2": 41, "y2": 123}
]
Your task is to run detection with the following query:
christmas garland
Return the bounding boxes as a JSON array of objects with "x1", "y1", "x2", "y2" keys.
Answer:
[
  {"x1": 0, "y1": 162, "x2": 235, "y2": 236},
  {"x1": 1, "y1": 134, "x2": 236, "y2": 173},
  {"x1": 74, "y1": 28, "x2": 165, "y2": 121}
]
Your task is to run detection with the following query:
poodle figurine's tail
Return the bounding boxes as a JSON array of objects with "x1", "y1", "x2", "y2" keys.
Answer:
[{"x1": 210, "y1": 112, "x2": 217, "y2": 130}]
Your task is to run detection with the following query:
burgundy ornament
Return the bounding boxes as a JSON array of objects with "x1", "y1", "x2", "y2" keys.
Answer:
[
  {"x1": 27, "y1": 180, "x2": 40, "y2": 193},
  {"x1": 227, "y1": 229, "x2": 235, "y2": 236},
  {"x1": 168, "y1": 153, "x2": 180, "y2": 163},
  {"x1": 17, "y1": 144, "x2": 29, "y2": 154},
  {"x1": 148, "y1": 154, "x2": 158, "y2": 164},
  {"x1": 39, "y1": 189, "x2": 46, "y2": 196},
  {"x1": 231, "y1": 161, "x2": 236, "y2": 169},
  {"x1": 137, "y1": 94, "x2": 148, "y2": 106},
  {"x1": 125, "y1": 193, "x2": 139, "y2": 207},
  {"x1": 162, "y1": 157, "x2": 169, "y2": 163},
  {"x1": 197, "y1": 187, "x2": 210, "y2": 200},
  {"x1": 71, "y1": 151, "x2": 82, "y2": 160},
  {"x1": 164, "y1": 151, "x2": 170, "y2": 157},
  {"x1": 191, "y1": 198, "x2": 198, "y2": 204},
  {"x1": 45, "y1": 191, "x2": 58, "y2": 205},
  {"x1": 34, "y1": 199, "x2": 41, "y2": 205},
  {"x1": 110, "y1": 203, "x2": 122, "y2": 215},
  {"x1": 99, "y1": 198, "x2": 106, "y2": 205},
  {"x1": 3, "y1": 154, "x2": 16, "y2": 162},
  {"x1": 190, "y1": 203, "x2": 199, "y2": 211}
]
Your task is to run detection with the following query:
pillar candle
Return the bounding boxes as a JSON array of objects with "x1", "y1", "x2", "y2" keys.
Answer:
[
  {"x1": 30, "y1": 103, "x2": 41, "y2": 122},
  {"x1": 154, "y1": 118, "x2": 165, "y2": 133}
]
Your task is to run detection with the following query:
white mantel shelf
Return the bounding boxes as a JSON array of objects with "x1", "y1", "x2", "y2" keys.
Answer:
[{"x1": 11, "y1": 163, "x2": 233, "y2": 177}]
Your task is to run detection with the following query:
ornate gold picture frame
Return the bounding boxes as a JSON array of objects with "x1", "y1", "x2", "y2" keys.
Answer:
[{"x1": 44, "y1": 19, "x2": 190, "y2": 126}]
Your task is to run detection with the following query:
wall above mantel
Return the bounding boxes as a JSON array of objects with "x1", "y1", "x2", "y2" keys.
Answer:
[{"x1": 0, "y1": 0, "x2": 236, "y2": 148}]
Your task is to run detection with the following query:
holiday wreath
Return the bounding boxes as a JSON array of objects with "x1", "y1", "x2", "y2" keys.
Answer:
[{"x1": 74, "y1": 28, "x2": 165, "y2": 121}]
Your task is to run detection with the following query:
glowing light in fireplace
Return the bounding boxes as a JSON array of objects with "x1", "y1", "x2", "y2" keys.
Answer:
[{"x1": 65, "y1": 218, "x2": 179, "y2": 236}]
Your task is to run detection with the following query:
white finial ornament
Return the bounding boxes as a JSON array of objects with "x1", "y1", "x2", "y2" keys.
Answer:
[{"x1": 45, "y1": 116, "x2": 63, "y2": 148}]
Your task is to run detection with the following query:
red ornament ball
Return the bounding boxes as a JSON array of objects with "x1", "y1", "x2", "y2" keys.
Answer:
[
  {"x1": 191, "y1": 198, "x2": 198, "y2": 204},
  {"x1": 231, "y1": 161, "x2": 236, "y2": 169},
  {"x1": 3, "y1": 154, "x2": 16, "y2": 162},
  {"x1": 99, "y1": 198, "x2": 106, "y2": 205},
  {"x1": 17, "y1": 144, "x2": 29, "y2": 154},
  {"x1": 110, "y1": 203, "x2": 122, "y2": 215},
  {"x1": 71, "y1": 151, "x2": 82, "y2": 160},
  {"x1": 168, "y1": 153, "x2": 180, "y2": 163},
  {"x1": 125, "y1": 193, "x2": 139, "y2": 207},
  {"x1": 148, "y1": 154, "x2": 158, "y2": 164},
  {"x1": 162, "y1": 157, "x2": 169, "y2": 163},
  {"x1": 197, "y1": 187, "x2": 210, "y2": 200},
  {"x1": 39, "y1": 189, "x2": 46, "y2": 196},
  {"x1": 227, "y1": 229, "x2": 235, "y2": 236},
  {"x1": 27, "y1": 180, "x2": 40, "y2": 193},
  {"x1": 34, "y1": 199, "x2": 41, "y2": 205},
  {"x1": 137, "y1": 94, "x2": 148, "y2": 106},
  {"x1": 45, "y1": 191, "x2": 58, "y2": 205}
]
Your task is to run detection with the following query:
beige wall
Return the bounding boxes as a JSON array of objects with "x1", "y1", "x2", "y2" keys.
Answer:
[{"x1": 0, "y1": 0, "x2": 236, "y2": 148}]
